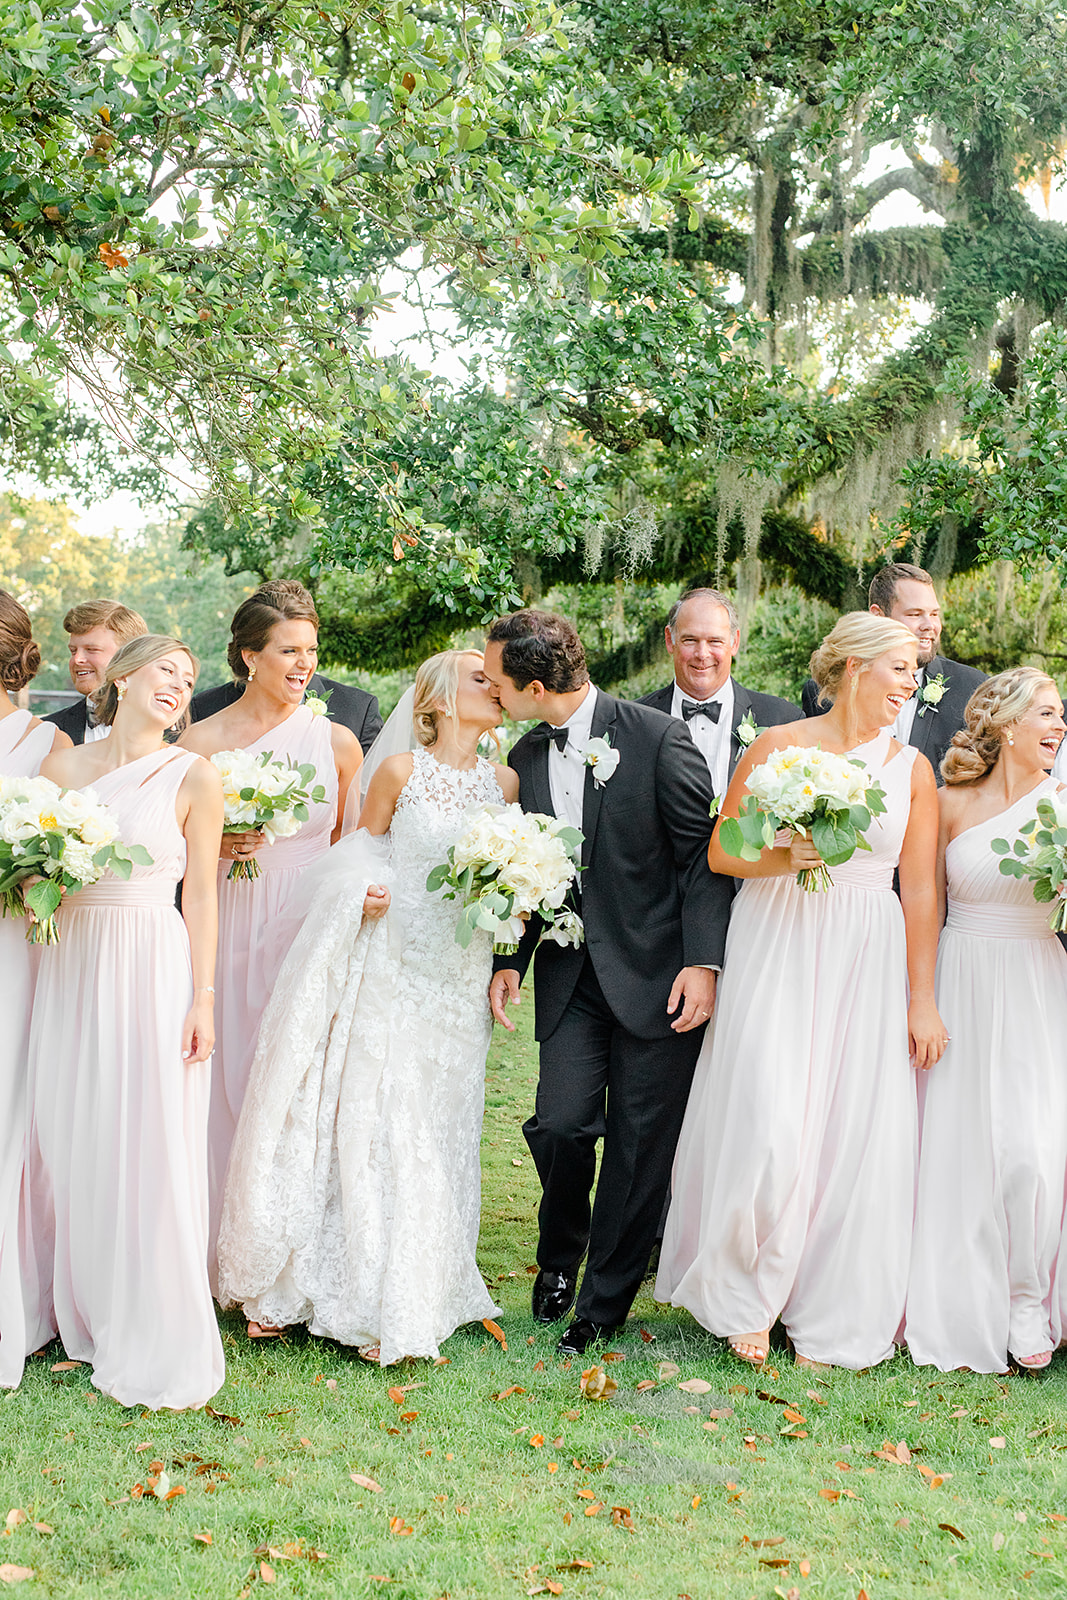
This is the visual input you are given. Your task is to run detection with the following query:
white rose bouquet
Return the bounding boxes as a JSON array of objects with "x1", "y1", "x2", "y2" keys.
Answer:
[
  {"x1": 427, "y1": 804, "x2": 584, "y2": 954},
  {"x1": 992, "y1": 793, "x2": 1067, "y2": 930},
  {"x1": 718, "y1": 744, "x2": 888, "y2": 892},
  {"x1": 0, "y1": 774, "x2": 153, "y2": 944},
  {"x1": 211, "y1": 748, "x2": 327, "y2": 880}
]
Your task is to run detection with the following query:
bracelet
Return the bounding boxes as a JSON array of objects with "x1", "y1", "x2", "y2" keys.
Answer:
[{"x1": 195, "y1": 986, "x2": 215, "y2": 995}]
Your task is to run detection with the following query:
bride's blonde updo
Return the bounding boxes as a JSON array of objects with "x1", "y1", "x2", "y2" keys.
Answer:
[
  {"x1": 412, "y1": 649, "x2": 484, "y2": 747},
  {"x1": 809, "y1": 612, "x2": 918, "y2": 707},
  {"x1": 942, "y1": 667, "x2": 1059, "y2": 785}
]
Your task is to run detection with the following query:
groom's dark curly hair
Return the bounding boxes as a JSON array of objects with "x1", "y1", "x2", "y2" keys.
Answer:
[{"x1": 487, "y1": 610, "x2": 588, "y2": 693}]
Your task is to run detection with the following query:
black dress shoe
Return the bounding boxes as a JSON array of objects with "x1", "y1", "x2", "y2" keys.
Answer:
[
  {"x1": 556, "y1": 1317, "x2": 618, "y2": 1357},
  {"x1": 532, "y1": 1267, "x2": 579, "y2": 1324}
]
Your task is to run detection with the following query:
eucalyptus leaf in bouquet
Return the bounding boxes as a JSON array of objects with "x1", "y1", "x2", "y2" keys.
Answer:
[
  {"x1": 0, "y1": 774, "x2": 153, "y2": 943},
  {"x1": 992, "y1": 793, "x2": 1067, "y2": 930},
  {"x1": 211, "y1": 748, "x2": 327, "y2": 879},
  {"x1": 718, "y1": 745, "x2": 888, "y2": 892},
  {"x1": 427, "y1": 804, "x2": 584, "y2": 954}
]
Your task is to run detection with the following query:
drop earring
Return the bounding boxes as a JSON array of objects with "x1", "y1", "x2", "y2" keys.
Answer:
[
  {"x1": 116, "y1": 684, "x2": 126, "y2": 702},
  {"x1": 248, "y1": 662, "x2": 257, "y2": 681}
]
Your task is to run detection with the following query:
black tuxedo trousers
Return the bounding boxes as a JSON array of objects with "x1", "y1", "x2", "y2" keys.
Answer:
[{"x1": 525, "y1": 956, "x2": 704, "y2": 1328}]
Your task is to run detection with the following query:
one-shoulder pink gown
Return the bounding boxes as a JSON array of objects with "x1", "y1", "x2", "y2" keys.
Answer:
[
  {"x1": 25, "y1": 748, "x2": 224, "y2": 1409},
  {"x1": 657, "y1": 730, "x2": 920, "y2": 1369},
  {"x1": 207, "y1": 705, "x2": 337, "y2": 1289},
  {"x1": 906, "y1": 775, "x2": 1067, "y2": 1371},
  {"x1": 0, "y1": 711, "x2": 58, "y2": 1390}
]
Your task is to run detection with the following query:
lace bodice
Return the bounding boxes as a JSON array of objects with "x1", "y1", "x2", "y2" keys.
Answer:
[{"x1": 389, "y1": 748, "x2": 504, "y2": 931}]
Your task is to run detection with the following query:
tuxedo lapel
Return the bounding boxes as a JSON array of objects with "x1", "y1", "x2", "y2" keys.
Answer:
[
  {"x1": 525, "y1": 729, "x2": 555, "y2": 819},
  {"x1": 908, "y1": 656, "x2": 943, "y2": 760},
  {"x1": 579, "y1": 691, "x2": 617, "y2": 869},
  {"x1": 729, "y1": 679, "x2": 754, "y2": 773}
]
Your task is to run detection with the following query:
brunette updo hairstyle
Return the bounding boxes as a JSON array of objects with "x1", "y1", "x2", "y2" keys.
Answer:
[
  {"x1": 226, "y1": 580, "x2": 319, "y2": 683},
  {"x1": 942, "y1": 667, "x2": 1059, "y2": 785},
  {"x1": 0, "y1": 590, "x2": 41, "y2": 693},
  {"x1": 809, "y1": 612, "x2": 918, "y2": 707},
  {"x1": 94, "y1": 635, "x2": 200, "y2": 732},
  {"x1": 412, "y1": 650, "x2": 484, "y2": 747}
]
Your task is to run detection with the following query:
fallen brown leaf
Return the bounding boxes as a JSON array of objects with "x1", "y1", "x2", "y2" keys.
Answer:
[
  {"x1": 50, "y1": 1362, "x2": 81, "y2": 1372},
  {"x1": 583, "y1": 1501, "x2": 603, "y2": 1517},
  {"x1": 612, "y1": 1506, "x2": 634, "y2": 1529},
  {"x1": 529, "y1": 1435, "x2": 544, "y2": 1448},
  {"x1": 658, "y1": 1361, "x2": 681, "y2": 1381},
  {"x1": 493, "y1": 1387, "x2": 526, "y2": 1401},
  {"x1": 260, "y1": 1564, "x2": 275, "y2": 1584},
  {"x1": 0, "y1": 1569, "x2": 34, "y2": 1585},
  {"x1": 556, "y1": 1559, "x2": 593, "y2": 1571},
  {"x1": 193, "y1": 1533, "x2": 212, "y2": 1546},
  {"x1": 751, "y1": 1535, "x2": 785, "y2": 1548},
  {"x1": 4, "y1": 1513, "x2": 25, "y2": 1532},
  {"x1": 678, "y1": 1378, "x2": 712, "y2": 1394},
  {"x1": 708, "y1": 1407, "x2": 733, "y2": 1419},
  {"x1": 939, "y1": 1523, "x2": 966, "y2": 1541},
  {"x1": 635, "y1": 1379, "x2": 657, "y2": 1392},
  {"x1": 579, "y1": 1366, "x2": 617, "y2": 1402},
  {"x1": 350, "y1": 1474, "x2": 382, "y2": 1493},
  {"x1": 639, "y1": 1327, "x2": 655, "y2": 1343},
  {"x1": 389, "y1": 1517, "x2": 413, "y2": 1536},
  {"x1": 204, "y1": 1406, "x2": 241, "y2": 1426},
  {"x1": 483, "y1": 1318, "x2": 507, "y2": 1351}
]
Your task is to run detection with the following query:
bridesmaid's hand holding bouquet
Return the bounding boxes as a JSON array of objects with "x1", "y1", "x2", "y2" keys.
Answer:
[
  {"x1": 719, "y1": 744, "x2": 888, "y2": 892},
  {"x1": 427, "y1": 803, "x2": 584, "y2": 954},
  {"x1": 211, "y1": 748, "x2": 327, "y2": 880},
  {"x1": 0, "y1": 774, "x2": 152, "y2": 943}
]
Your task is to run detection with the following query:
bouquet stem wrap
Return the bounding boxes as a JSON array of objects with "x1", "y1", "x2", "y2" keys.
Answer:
[{"x1": 717, "y1": 744, "x2": 888, "y2": 892}]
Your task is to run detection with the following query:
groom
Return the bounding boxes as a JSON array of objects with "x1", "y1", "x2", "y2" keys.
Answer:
[{"x1": 484, "y1": 610, "x2": 733, "y2": 1355}]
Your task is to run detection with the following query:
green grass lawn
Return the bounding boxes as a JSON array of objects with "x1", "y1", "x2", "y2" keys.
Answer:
[{"x1": 3, "y1": 1004, "x2": 1067, "y2": 1598}]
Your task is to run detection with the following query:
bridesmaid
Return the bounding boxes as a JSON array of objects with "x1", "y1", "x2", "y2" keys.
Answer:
[
  {"x1": 0, "y1": 593, "x2": 71, "y2": 1391},
  {"x1": 907, "y1": 669, "x2": 1067, "y2": 1373},
  {"x1": 179, "y1": 580, "x2": 361, "y2": 1288},
  {"x1": 25, "y1": 635, "x2": 225, "y2": 1408},
  {"x1": 657, "y1": 612, "x2": 946, "y2": 1370}
]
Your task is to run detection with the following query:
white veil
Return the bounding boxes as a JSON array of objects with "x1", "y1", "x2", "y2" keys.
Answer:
[{"x1": 340, "y1": 683, "x2": 419, "y2": 834}]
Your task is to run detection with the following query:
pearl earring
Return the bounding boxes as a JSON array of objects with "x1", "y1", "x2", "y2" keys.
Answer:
[
  {"x1": 248, "y1": 662, "x2": 257, "y2": 680},
  {"x1": 1008, "y1": 734, "x2": 1014, "y2": 746},
  {"x1": 116, "y1": 684, "x2": 126, "y2": 702}
]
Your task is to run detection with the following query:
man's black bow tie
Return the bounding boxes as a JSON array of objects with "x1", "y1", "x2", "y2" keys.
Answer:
[
  {"x1": 531, "y1": 724, "x2": 569, "y2": 751},
  {"x1": 681, "y1": 698, "x2": 722, "y2": 723}
]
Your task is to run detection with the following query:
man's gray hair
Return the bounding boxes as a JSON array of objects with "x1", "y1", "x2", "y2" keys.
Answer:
[{"x1": 666, "y1": 587, "x2": 740, "y2": 635}]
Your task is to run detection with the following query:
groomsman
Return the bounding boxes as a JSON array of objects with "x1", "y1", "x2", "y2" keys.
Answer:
[
  {"x1": 188, "y1": 582, "x2": 383, "y2": 755},
  {"x1": 485, "y1": 610, "x2": 733, "y2": 1356},
  {"x1": 43, "y1": 599, "x2": 147, "y2": 744},
  {"x1": 801, "y1": 562, "x2": 985, "y2": 779},
  {"x1": 639, "y1": 588, "x2": 800, "y2": 790}
]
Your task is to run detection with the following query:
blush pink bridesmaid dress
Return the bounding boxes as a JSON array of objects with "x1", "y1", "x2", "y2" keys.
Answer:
[
  {"x1": 207, "y1": 704, "x2": 337, "y2": 1290},
  {"x1": 0, "y1": 710, "x2": 60, "y2": 1390},
  {"x1": 25, "y1": 747, "x2": 224, "y2": 1409}
]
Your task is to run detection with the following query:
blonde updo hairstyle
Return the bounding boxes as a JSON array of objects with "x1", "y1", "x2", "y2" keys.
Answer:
[
  {"x1": 942, "y1": 667, "x2": 1059, "y2": 785},
  {"x1": 809, "y1": 612, "x2": 919, "y2": 709},
  {"x1": 93, "y1": 634, "x2": 201, "y2": 733},
  {"x1": 412, "y1": 649, "x2": 485, "y2": 748}
]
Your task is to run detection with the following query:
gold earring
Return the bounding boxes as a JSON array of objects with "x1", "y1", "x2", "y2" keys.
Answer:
[
  {"x1": 1008, "y1": 734, "x2": 1014, "y2": 746},
  {"x1": 248, "y1": 662, "x2": 257, "y2": 680},
  {"x1": 116, "y1": 684, "x2": 126, "y2": 702}
]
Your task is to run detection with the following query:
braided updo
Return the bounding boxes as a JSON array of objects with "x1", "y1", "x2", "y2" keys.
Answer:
[{"x1": 942, "y1": 667, "x2": 1059, "y2": 785}]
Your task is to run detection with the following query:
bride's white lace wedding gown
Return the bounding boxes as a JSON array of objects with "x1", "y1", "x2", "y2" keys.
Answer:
[{"x1": 217, "y1": 748, "x2": 503, "y2": 1365}]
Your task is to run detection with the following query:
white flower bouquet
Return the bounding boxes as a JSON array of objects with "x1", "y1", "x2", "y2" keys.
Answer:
[
  {"x1": 0, "y1": 774, "x2": 153, "y2": 944},
  {"x1": 718, "y1": 744, "x2": 888, "y2": 892},
  {"x1": 427, "y1": 804, "x2": 584, "y2": 954},
  {"x1": 211, "y1": 748, "x2": 327, "y2": 880},
  {"x1": 992, "y1": 793, "x2": 1067, "y2": 929}
]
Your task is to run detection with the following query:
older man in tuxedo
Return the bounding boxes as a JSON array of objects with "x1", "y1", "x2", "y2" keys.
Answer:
[
  {"x1": 485, "y1": 610, "x2": 733, "y2": 1357},
  {"x1": 801, "y1": 562, "x2": 985, "y2": 780},
  {"x1": 639, "y1": 588, "x2": 800, "y2": 791},
  {"x1": 43, "y1": 599, "x2": 148, "y2": 744}
]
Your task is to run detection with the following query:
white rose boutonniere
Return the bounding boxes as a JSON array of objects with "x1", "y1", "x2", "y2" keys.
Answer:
[
  {"x1": 916, "y1": 673, "x2": 948, "y2": 718},
  {"x1": 304, "y1": 688, "x2": 332, "y2": 717},
  {"x1": 583, "y1": 734, "x2": 620, "y2": 787},
  {"x1": 735, "y1": 710, "x2": 764, "y2": 750}
]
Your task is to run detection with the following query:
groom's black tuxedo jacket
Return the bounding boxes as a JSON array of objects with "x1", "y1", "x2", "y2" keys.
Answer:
[
  {"x1": 638, "y1": 676, "x2": 802, "y2": 778},
  {"x1": 800, "y1": 653, "x2": 986, "y2": 784},
  {"x1": 501, "y1": 693, "x2": 733, "y2": 1043}
]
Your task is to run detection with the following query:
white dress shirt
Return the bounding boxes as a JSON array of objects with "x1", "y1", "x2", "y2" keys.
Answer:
[
  {"x1": 671, "y1": 678, "x2": 734, "y2": 798},
  {"x1": 547, "y1": 684, "x2": 598, "y2": 832},
  {"x1": 892, "y1": 667, "x2": 923, "y2": 747},
  {"x1": 84, "y1": 719, "x2": 111, "y2": 743}
]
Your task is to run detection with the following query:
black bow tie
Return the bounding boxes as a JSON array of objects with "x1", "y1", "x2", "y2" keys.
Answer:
[
  {"x1": 681, "y1": 698, "x2": 722, "y2": 723},
  {"x1": 531, "y1": 724, "x2": 569, "y2": 752}
]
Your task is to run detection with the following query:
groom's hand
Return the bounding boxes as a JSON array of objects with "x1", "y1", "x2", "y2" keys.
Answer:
[
  {"x1": 667, "y1": 966, "x2": 717, "y2": 1032},
  {"x1": 489, "y1": 969, "x2": 522, "y2": 1030}
]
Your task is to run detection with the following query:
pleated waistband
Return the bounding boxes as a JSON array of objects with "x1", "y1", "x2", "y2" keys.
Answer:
[
  {"x1": 69, "y1": 882, "x2": 178, "y2": 909},
  {"x1": 945, "y1": 904, "x2": 1055, "y2": 939}
]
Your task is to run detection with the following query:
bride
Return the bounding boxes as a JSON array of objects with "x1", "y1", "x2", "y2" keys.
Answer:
[{"x1": 217, "y1": 649, "x2": 519, "y2": 1364}]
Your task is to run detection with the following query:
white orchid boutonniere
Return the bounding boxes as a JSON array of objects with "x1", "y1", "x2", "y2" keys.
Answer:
[
  {"x1": 735, "y1": 710, "x2": 764, "y2": 750},
  {"x1": 916, "y1": 673, "x2": 948, "y2": 718},
  {"x1": 304, "y1": 687, "x2": 332, "y2": 717},
  {"x1": 584, "y1": 733, "x2": 620, "y2": 787}
]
